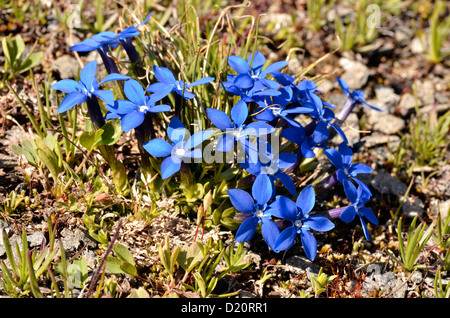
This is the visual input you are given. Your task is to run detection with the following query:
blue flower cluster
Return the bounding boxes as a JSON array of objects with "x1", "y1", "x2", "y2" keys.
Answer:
[{"x1": 51, "y1": 13, "x2": 380, "y2": 261}]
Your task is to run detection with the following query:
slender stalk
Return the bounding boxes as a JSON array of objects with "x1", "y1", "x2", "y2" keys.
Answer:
[{"x1": 85, "y1": 218, "x2": 123, "y2": 298}]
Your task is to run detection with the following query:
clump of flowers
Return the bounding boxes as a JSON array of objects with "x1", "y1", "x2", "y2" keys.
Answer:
[{"x1": 51, "y1": 11, "x2": 380, "y2": 262}]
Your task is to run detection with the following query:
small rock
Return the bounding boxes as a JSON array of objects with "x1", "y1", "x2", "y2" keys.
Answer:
[
  {"x1": 285, "y1": 255, "x2": 318, "y2": 276},
  {"x1": 27, "y1": 232, "x2": 45, "y2": 248},
  {"x1": 52, "y1": 55, "x2": 79, "y2": 79},
  {"x1": 331, "y1": 112, "x2": 360, "y2": 145},
  {"x1": 358, "y1": 169, "x2": 425, "y2": 218},
  {"x1": 397, "y1": 92, "x2": 421, "y2": 116},
  {"x1": 415, "y1": 79, "x2": 435, "y2": 105},
  {"x1": 367, "y1": 113, "x2": 405, "y2": 135},
  {"x1": 361, "y1": 133, "x2": 401, "y2": 148},
  {"x1": 339, "y1": 58, "x2": 371, "y2": 90},
  {"x1": 411, "y1": 37, "x2": 426, "y2": 54},
  {"x1": 374, "y1": 85, "x2": 400, "y2": 113}
]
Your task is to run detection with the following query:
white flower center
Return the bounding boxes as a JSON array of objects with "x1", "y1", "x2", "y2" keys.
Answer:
[
  {"x1": 294, "y1": 219, "x2": 303, "y2": 228},
  {"x1": 255, "y1": 209, "x2": 264, "y2": 219},
  {"x1": 139, "y1": 105, "x2": 149, "y2": 113},
  {"x1": 175, "y1": 148, "x2": 186, "y2": 157}
]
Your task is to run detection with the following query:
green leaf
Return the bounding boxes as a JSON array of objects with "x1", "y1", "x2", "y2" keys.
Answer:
[
  {"x1": 119, "y1": 261, "x2": 137, "y2": 276},
  {"x1": 113, "y1": 243, "x2": 135, "y2": 266},
  {"x1": 105, "y1": 256, "x2": 124, "y2": 274},
  {"x1": 18, "y1": 51, "x2": 44, "y2": 74},
  {"x1": 79, "y1": 129, "x2": 104, "y2": 152},
  {"x1": 177, "y1": 243, "x2": 203, "y2": 273},
  {"x1": 96, "y1": 119, "x2": 122, "y2": 146}
]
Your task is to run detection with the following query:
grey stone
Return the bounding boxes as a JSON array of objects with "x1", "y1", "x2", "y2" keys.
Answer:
[
  {"x1": 52, "y1": 55, "x2": 79, "y2": 79},
  {"x1": 358, "y1": 169, "x2": 425, "y2": 218},
  {"x1": 374, "y1": 85, "x2": 400, "y2": 113},
  {"x1": 339, "y1": 57, "x2": 370, "y2": 90},
  {"x1": 411, "y1": 37, "x2": 426, "y2": 54},
  {"x1": 415, "y1": 79, "x2": 435, "y2": 105},
  {"x1": 361, "y1": 133, "x2": 401, "y2": 148},
  {"x1": 367, "y1": 113, "x2": 405, "y2": 135},
  {"x1": 285, "y1": 255, "x2": 319, "y2": 276},
  {"x1": 27, "y1": 232, "x2": 45, "y2": 248},
  {"x1": 398, "y1": 92, "x2": 421, "y2": 116}
]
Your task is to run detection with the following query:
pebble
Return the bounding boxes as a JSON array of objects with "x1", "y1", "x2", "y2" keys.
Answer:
[
  {"x1": 339, "y1": 57, "x2": 371, "y2": 90},
  {"x1": 374, "y1": 85, "x2": 400, "y2": 113},
  {"x1": 52, "y1": 55, "x2": 79, "y2": 79}
]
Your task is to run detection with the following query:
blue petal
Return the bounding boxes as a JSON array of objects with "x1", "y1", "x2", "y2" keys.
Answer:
[
  {"x1": 274, "y1": 195, "x2": 298, "y2": 221},
  {"x1": 300, "y1": 229, "x2": 317, "y2": 261},
  {"x1": 167, "y1": 117, "x2": 186, "y2": 144},
  {"x1": 92, "y1": 89, "x2": 115, "y2": 105},
  {"x1": 270, "y1": 71, "x2": 295, "y2": 86},
  {"x1": 216, "y1": 133, "x2": 235, "y2": 152},
  {"x1": 146, "y1": 82, "x2": 173, "y2": 93},
  {"x1": 69, "y1": 38, "x2": 100, "y2": 52},
  {"x1": 274, "y1": 226, "x2": 297, "y2": 252},
  {"x1": 261, "y1": 218, "x2": 281, "y2": 251},
  {"x1": 124, "y1": 79, "x2": 146, "y2": 106},
  {"x1": 301, "y1": 143, "x2": 316, "y2": 158},
  {"x1": 98, "y1": 73, "x2": 130, "y2": 86},
  {"x1": 58, "y1": 92, "x2": 87, "y2": 113},
  {"x1": 281, "y1": 126, "x2": 305, "y2": 145},
  {"x1": 160, "y1": 156, "x2": 181, "y2": 179},
  {"x1": 227, "y1": 189, "x2": 255, "y2": 214},
  {"x1": 278, "y1": 152, "x2": 297, "y2": 170},
  {"x1": 329, "y1": 122, "x2": 348, "y2": 144},
  {"x1": 187, "y1": 77, "x2": 214, "y2": 88},
  {"x1": 340, "y1": 205, "x2": 356, "y2": 223},
  {"x1": 336, "y1": 76, "x2": 351, "y2": 97},
  {"x1": 360, "y1": 207, "x2": 378, "y2": 225},
  {"x1": 206, "y1": 108, "x2": 232, "y2": 131},
  {"x1": 276, "y1": 172, "x2": 297, "y2": 196},
  {"x1": 235, "y1": 216, "x2": 259, "y2": 242},
  {"x1": 148, "y1": 104, "x2": 171, "y2": 113},
  {"x1": 153, "y1": 66, "x2": 176, "y2": 84},
  {"x1": 338, "y1": 142, "x2": 354, "y2": 165},
  {"x1": 349, "y1": 163, "x2": 373, "y2": 175},
  {"x1": 304, "y1": 215, "x2": 335, "y2": 232},
  {"x1": 79, "y1": 61, "x2": 98, "y2": 89},
  {"x1": 230, "y1": 100, "x2": 248, "y2": 127},
  {"x1": 51, "y1": 79, "x2": 81, "y2": 94},
  {"x1": 234, "y1": 74, "x2": 254, "y2": 90},
  {"x1": 252, "y1": 174, "x2": 273, "y2": 206},
  {"x1": 228, "y1": 55, "x2": 250, "y2": 74},
  {"x1": 148, "y1": 84, "x2": 175, "y2": 103},
  {"x1": 243, "y1": 122, "x2": 275, "y2": 136},
  {"x1": 105, "y1": 100, "x2": 136, "y2": 115},
  {"x1": 324, "y1": 148, "x2": 343, "y2": 168},
  {"x1": 296, "y1": 185, "x2": 315, "y2": 215},
  {"x1": 247, "y1": 51, "x2": 266, "y2": 71},
  {"x1": 120, "y1": 110, "x2": 145, "y2": 132},
  {"x1": 143, "y1": 138, "x2": 173, "y2": 157},
  {"x1": 343, "y1": 179, "x2": 358, "y2": 203},
  {"x1": 260, "y1": 61, "x2": 288, "y2": 78}
]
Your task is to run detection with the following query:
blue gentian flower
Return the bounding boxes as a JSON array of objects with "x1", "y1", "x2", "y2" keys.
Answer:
[
  {"x1": 206, "y1": 100, "x2": 275, "y2": 161},
  {"x1": 227, "y1": 174, "x2": 280, "y2": 250},
  {"x1": 324, "y1": 142, "x2": 372, "y2": 195},
  {"x1": 341, "y1": 182, "x2": 379, "y2": 241},
  {"x1": 281, "y1": 121, "x2": 329, "y2": 158},
  {"x1": 222, "y1": 51, "x2": 286, "y2": 103},
  {"x1": 146, "y1": 65, "x2": 214, "y2": 100},
  {"x1": 240, "y1": 140, "x2": 297, "y2": 196},
  {"x1": 336, "y1": 76, "x2": 382, "y2": 112},
  {"x1": 301, "y1": 90, "x2": 348, "y2": 144},
  {"x1": 271, "y1": 185, "x2": 335, "y2": 260},
  {"x1": 143, "y1": 117, "x2": 213, "y2": 179},
  {"x1": 253, "y1": 86, "x2": 313, "y2": 128},
  {"x1": 104, "y1": 79, "x2": 172, "y2": 133},
  {"x1": 70, "y1": 13, "x2": 153, "y2": 72},
  {"x1": 51, "y1": 60, "x2": 129, "y2": 127}
]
